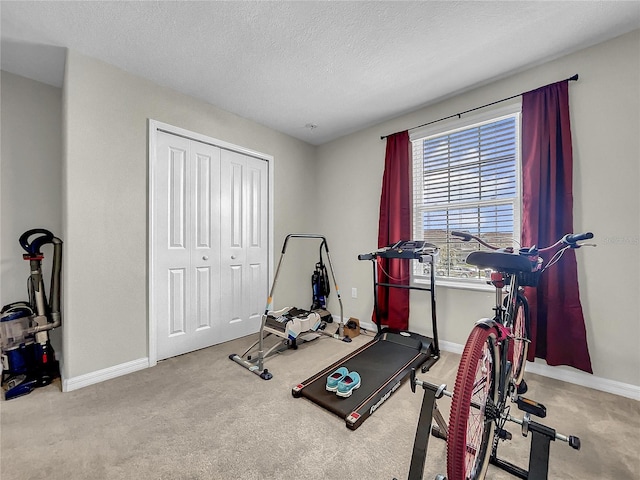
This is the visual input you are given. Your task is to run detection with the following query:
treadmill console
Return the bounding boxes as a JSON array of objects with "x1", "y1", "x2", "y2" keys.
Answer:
[{"x1": 358, "y1": 240, "x2": 439, "y2": 262}]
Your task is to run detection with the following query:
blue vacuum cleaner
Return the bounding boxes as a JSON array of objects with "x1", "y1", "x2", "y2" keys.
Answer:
[{"x1": 1, "y1": 229, "x2": 62, "y2": 400}]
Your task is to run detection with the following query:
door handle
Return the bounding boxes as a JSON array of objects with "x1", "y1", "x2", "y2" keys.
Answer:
[
  {"x1": 202, "y1": 256, "x2": 209, "y2": 260},
  {"x1": 231, "y1": 255, "x2": 237, "y2": 260}
]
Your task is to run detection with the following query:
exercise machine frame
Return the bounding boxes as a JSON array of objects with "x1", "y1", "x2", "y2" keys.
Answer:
[
  {"x1": 229, "y1": 234, "x2": 344, "y2": 379},
  {"x1": 401, "y1": 231, "x2": 591, "y2": 480},
  {"x1": 405, "y1": 373, "x2": 580, "y2": 480},
  {"x1": 292, "y1": 240, "x2": 440, "y2": 430}
]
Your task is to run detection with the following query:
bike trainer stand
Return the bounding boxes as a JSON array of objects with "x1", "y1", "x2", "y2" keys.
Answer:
[
  {"x1": 404, "y1": 369, "x2": 580, "y2": 480},
  {"x1": 489, "y1": 411, "x2": 581, "y2": 480}
]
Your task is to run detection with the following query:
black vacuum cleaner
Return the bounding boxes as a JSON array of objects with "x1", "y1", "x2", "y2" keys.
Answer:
[{"x1": 0, "y1": 229, "x2": 63, "y2": 400}]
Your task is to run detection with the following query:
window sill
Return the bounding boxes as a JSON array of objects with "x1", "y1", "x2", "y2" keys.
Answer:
[{"x1": 413, "y1": 278, "x2": 494, "y2": 293}]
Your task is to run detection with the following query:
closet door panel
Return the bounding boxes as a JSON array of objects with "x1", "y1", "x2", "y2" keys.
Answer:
[
  {"x1": 155, "y1": 134, "x2": 192, "y2": 359},
  {"x1": 154, "y1": 130, "x2": 268, "y2": 359},
  {"x1": 219, "y1": 150, "x2": 268, "y2": 341},
  {"x1": 190, "y1": 141, "x2": 221, "y2": 343}
]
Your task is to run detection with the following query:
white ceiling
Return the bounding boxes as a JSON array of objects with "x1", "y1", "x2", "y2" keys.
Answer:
[{"x1": 2, "y1": 1, "x2": 639, "y2": 145}]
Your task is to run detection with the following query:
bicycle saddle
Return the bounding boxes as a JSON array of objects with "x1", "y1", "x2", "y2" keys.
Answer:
[{"x1": 466, "y1": 250, "x2": 534, "y2": 274}]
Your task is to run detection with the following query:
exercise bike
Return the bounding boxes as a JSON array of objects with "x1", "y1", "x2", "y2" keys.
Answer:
[
  {"x1": 402, "y1": 231, "x2": 593, "y2": 480},
  {"x1": 0, "y1": 229, "x2": 63, "y2": 400}
]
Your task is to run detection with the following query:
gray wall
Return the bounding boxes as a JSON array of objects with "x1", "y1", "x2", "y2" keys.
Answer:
[
  {"x1": 1, "y1": 29, "x2": 638, "y2": 392},
  {"x1": 316, "y1": 30, "x2": 640, "y2": 388},
  {"x1": 0, "y1": 71, "x2": 63, "y2": 352},
  {"x1": 61, "y1": 51, "x2": 318, "y2": 379}
]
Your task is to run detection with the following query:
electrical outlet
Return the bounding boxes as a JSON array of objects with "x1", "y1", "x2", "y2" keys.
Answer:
[{"x1": 351, "y1": 287, "x2": 357, "y2": 298}]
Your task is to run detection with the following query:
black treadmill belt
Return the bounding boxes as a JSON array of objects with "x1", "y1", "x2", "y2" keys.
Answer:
[{"x1": 299, "y1": 338, "x2": 425, "y2": 419}]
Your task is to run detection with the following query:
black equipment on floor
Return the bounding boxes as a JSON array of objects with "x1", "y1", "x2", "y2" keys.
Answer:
[
  {"x1": 403, "y1": 371, "x2": 579, "y2": 480},
  {"x1": 292, "y1": 240, "x2": 440, "y2": 430},
  {"x1": 229, "y1": 234, "x2": 345, "y2": 379},
  {"x1": 1, "y1": 229, "x2": 63, "y2": 400}
]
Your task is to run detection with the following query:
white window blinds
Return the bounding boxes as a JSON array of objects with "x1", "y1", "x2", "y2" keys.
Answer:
[{"x1": 411, "y1": 111, "x2": 521, "y2": 281}]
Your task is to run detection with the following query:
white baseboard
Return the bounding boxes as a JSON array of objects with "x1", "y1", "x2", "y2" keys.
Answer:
[
  {"x1": 437, "y1": 339, "x2": 464, "y2": 355},
  {"x1": 523, "y1": 360, "x2": 640, "y2": 400},
  {"x1": 62, "y1": 357, "x2": 149, "y2": 392},
  {"x1": 440, "y1": 340, "x2": 640, "y2": 400},
  {"x1": 339, "y1": 317, "x2": 640, "y2": 401},
  {"x1": 62, "y1": 318, "x2": 640, "y2": 401}
]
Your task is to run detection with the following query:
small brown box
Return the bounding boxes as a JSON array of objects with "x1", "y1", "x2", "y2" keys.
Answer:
[{"x1": 344, "y1": 317, "x2": 360, "y2": 338}]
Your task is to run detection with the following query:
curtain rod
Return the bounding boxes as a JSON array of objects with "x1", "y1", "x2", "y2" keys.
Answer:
[{"x1": 380, "y1": 74, "x2": 579, "y2": 140}]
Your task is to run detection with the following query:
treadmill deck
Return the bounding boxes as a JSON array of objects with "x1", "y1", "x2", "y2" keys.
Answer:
[{"x1": 293, "y1": 330, "x2": 437, "y2": 429}]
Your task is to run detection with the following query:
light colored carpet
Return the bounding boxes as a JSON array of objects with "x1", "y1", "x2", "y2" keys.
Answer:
[{"x1": 1, "y1": 330, "x2": 638, "y2": 479}]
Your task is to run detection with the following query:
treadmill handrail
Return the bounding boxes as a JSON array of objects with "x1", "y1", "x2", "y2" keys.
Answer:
[{"x1": 358, "y1": 240, "x2": 439, "y2": 356}]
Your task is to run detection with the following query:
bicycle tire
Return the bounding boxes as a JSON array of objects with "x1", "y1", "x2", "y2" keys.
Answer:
[
  {"x1": 447, "y1": 325, "x2": 498, "y2": 480},
  {"x1": 508, "y1": 294, "x2": 530, "y2": 388}
]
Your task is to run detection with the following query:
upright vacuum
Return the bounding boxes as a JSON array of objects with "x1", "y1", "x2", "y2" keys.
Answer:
[{"x1": 0, "y1": 229, "x2": 63, "y2": 400}]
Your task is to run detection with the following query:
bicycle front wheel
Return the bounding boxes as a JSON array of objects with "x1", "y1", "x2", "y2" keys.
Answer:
[{"x1": 447, "y1": 325, "x2": 499, "y2": 480}]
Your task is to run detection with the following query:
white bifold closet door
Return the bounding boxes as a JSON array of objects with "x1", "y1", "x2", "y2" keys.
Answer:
[{"x1": 154, "y1": 131, "x2": 268, "y2": 361}]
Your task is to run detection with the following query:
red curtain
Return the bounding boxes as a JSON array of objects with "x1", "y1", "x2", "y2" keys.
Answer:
[
  {"x1": 375, "y1": 131, "x2": 411, "y2": 330},
  {"x1": 521, "y1": 80, "x2": 593, "y2": 373}
]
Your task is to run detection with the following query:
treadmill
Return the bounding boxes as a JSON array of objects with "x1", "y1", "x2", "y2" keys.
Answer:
[{"x1": 292, "y1": 240, "x2": 440, "y2": 430}]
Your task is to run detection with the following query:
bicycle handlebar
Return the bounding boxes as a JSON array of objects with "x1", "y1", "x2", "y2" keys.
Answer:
[
  {"x1": 452, "y1": 230, "x2": 594, "y2": 283},
  {"x1": 451, "y1": 230, "x2": 593, "y2": 252},
  {"x1": 451, "y1": 231, "x2": 472, "y2": 242},
  {"x1": 451, "y1": 230, "x2": 503, "y2": 251},
  {"x1": 563, "y1": 232, "x2": 594, "y2": 245}
]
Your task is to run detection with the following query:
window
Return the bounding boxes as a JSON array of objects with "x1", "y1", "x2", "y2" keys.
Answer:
[{"x1": 411, "y1": 106, "x2": 521, "y2": 285}]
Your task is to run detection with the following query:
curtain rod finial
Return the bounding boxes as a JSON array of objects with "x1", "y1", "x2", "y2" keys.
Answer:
[{"x1": 569, "y1": 74, "x2": 579, "y2": 81}]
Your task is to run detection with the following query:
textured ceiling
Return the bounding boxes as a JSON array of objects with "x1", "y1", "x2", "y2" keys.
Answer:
[{"x1": 2, "y1": 1, "x2": 639, "y2": 145}]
